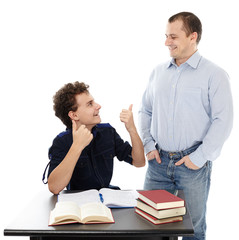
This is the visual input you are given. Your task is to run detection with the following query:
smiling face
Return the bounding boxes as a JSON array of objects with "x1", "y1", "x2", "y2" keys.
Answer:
[
  {"x1": 165, "y1": 20, "x2": 198, "y2": 66},
  {"x1": 69, "y1": 92, "x2": 101, "y2": 130}
]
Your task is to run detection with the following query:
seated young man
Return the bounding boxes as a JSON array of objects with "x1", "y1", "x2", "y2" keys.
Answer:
[{"x1": 44, "y1": 81, "x2": 145, "y2": 194}]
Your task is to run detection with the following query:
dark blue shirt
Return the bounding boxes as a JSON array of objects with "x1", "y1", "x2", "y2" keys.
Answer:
[{"x1": 47, "y1": 123, "x2": 133, "y2": 190}]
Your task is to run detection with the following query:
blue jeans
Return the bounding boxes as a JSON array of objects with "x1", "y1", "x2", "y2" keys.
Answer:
[{"x1": 144, "y1": 144, "x2": 212, "y2": 240}]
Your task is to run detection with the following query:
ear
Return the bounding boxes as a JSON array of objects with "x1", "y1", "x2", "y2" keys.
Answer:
[
  {"x1": 68, "y1": 111, "x2": 80, "y2": 121},
  {"x1": 191, "y1": 32, "x2": 198, "y2": 43}
]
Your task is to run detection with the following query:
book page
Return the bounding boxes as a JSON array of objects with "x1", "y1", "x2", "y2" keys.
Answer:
[
  {"x1": 99, "y1": 188, "x2": 139, "y2": 207},
  {"x1": 49, "y1": 201, "x2": 82, "y2": 225},
  {"x1": 80, "y1": 202, "x2": 114, "y2": 223},
  {"x1": 58, "y1": 189, "x2": 101, "y2": 207}
]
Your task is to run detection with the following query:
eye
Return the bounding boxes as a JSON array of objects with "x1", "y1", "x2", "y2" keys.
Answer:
[
  {"x1": 88, "y1": 101, "x2": 93, "y2": 106},
  {"x1": 165, "y1": 35, "x2": 177, "y2": 40}
]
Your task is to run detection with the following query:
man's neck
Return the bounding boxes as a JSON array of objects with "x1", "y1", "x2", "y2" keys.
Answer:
[
  {"x1": 175, "y1": 49, "x2": 198, "y2": 66},
  {"x1": 76, "y1": 122, "x2": 95, "y2": 132}
]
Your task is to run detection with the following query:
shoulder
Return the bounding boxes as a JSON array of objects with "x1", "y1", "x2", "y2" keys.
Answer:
[
  {"x1": 200, "y1": 56, "x2": 229, "y2": 77},
  {"x1": 148, "y1": 60, "x2": 172, "y2": 84},
  {"x1": 57, "y1": 129, "x2": 72, "y2": 138},
  {"x1": 198, "y1": 56, "x2": 231, "y2": 91},
  {"x1": 51, "y1": 129, "x2": 72, "y2": 147},
  {"x1": 151, "y1": 61, "x2": 170, "y2": 74}
]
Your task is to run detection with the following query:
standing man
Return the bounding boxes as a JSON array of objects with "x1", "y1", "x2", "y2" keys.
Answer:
[{"x1": 139, "y1": 12, "x2": 233, "y2": 240}]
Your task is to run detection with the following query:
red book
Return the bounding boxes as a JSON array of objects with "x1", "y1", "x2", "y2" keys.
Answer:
[
  {"x1": 138, "y1": 190, "x2": 185, "y2": 210},
  {"x1": 136, "y1": 199, "x2": 186, "y2": 219},
  {"x1": 135, "y1": 208, "x2": 183, "y2": 225}
]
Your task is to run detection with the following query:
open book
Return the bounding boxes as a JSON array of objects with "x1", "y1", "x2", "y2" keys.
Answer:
[
  {"x1": 49, "y1": 201, "x2": 114, "y2": 225},
  {"x1": 58, "y1": 188, "x2": 139, "y2": 208}
]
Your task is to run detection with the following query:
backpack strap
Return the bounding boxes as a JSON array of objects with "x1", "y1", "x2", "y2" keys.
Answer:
[{"x1": 42, "y1": 162, "x2": 50, "y2": 184}]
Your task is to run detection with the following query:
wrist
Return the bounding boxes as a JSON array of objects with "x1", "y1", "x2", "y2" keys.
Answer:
[
  {"x1": 71, "y1": 142, "x2": 84, "y2": 155},
  {"x1": 127, "y1": 124, "x2": 137, "y2": 134}
]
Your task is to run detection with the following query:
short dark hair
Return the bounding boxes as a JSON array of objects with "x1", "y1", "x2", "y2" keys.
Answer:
[
  {"x1": 168, "y1": 12, "x2": 202, "y2": 44},
  {"x1": 53, "y1": 81, "x2": 89, "y2": 129}
]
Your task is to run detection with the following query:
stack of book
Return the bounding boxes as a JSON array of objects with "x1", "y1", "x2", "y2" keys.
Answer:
[{"x1": 135, "y1": 190, "x2": 186, "y2": 225}]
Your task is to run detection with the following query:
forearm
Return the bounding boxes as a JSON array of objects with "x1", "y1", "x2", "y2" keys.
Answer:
[
  {"x1": 129, "y1": 128, "x2": 146, "y2": 167},
  {"x1": 138, "y1": 110, "x2": 156, "y2": 155},
  {"x1": 190, "y1": 116, "x2": 233, "y2": 167},
  {"x1": 48, "y1": 144, "x2": 83, "y2": 195}
]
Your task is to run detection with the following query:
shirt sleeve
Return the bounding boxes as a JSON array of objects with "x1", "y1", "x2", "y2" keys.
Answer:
[
  {"x1": 138, "y1": 70, "x2": 157, "y2": 155},
  {"x1": 189, "y1": 68, "x2": 233, "y2": 167},
  {"x1": 113, "y1": 128, "x2": 133, "y2": 165},
  {"x1": 48, "y1": 136, "x2": 69, "y2": 177}
]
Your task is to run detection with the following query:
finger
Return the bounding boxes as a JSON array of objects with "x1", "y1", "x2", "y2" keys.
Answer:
[
  {"x1": 155, "y1": 155, "x2": 161, "y2": 164},
  {"x1": 128, "y1": 104, "x2": 133, "y2": 111},
  {"x1": 121, "y1": 109, "x2": 129, "y2": 113},
  {"x1": 79, "y1": 124, "x2": 86, "y2": 130},
  {"x1": 120, "y1": 111, "x2": 129, "y2": 118},
  {"x1": 175, "y1": 158, "x2": 184, "y2": 166},
  {"x1": 88, "y1": 133, "x2": 93, "y2": 141},
  {"x1": 120, "y1": 117, "x2": 128, "y2": 123},
  {"x1": 120, "y1": 114, "x2": 129, "y2": 120}
]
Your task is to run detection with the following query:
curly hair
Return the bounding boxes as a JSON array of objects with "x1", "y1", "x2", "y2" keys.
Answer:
[
  {"x1": 53, "y1": 82, "x2": 89, "y2": 129},
  {"x1": 168, "y1": 12, "x2": 202, "y2": 44}
]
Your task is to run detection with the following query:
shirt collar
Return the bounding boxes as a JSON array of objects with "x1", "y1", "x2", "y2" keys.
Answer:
[
  {"x1": 167, "y1": 51, "x2": 201, "y2": 69},
  {"x1": 67, "y1": 125, "x2": 98, "y2": 137},
  {"x1": 92, "y1": 125, "x2": 98, "y2": 137}
]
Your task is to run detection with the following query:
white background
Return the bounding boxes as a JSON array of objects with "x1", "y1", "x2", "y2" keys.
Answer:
[{"x1": 1, "y1": 1, "x2": 238, "y2": 239}]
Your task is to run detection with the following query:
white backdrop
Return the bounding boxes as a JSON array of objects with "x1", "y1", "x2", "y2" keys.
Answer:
[{"x1": 1, "y1": 1, "x2": 238, "y2": 239}]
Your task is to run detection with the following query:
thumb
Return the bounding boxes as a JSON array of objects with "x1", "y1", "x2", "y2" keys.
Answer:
[
  {"x1": 72, "y1": 120, "x2": 77, "y2": 132},
  {"x1": 128, "y1": 104, "x2": 133, "y2": 111}
]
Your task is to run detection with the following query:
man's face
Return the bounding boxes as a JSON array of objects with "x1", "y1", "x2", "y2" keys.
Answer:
[
  {"x1": 165, "y1": 20, "x2": 196, "y2": 65},
  {"x1": 73, "y1": 92, "x2": 101, "y2": 128}
]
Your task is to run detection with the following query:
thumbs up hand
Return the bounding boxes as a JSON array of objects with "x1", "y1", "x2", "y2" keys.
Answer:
[{"x1": 120, "y1": 104, "x2": 136, "y2": 133}]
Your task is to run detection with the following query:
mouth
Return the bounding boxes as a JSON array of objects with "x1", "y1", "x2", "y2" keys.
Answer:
[
  {"x1": 93, "y1": 113, "x2": 100, "y2": 117},
  {"x1": 168, "y1": 46, "x2": 177, "y2": 51}
]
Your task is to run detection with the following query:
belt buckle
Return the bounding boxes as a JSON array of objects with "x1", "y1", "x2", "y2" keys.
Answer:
[{"x1": 169, "y1": 152, "x2": 177, "y2": 157}]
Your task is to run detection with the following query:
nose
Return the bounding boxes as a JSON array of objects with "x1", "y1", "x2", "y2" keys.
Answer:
[
  {"x1": 165, "y1": 37, "x2": 170, "y2": 46},
  {"x1": 96, "y1": 103, "x2": 101, "y2": 110}
]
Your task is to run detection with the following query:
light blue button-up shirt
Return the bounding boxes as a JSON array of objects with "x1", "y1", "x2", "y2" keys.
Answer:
[{"x1": 138, "y1": 51, "x2": 233, "y2": 167}]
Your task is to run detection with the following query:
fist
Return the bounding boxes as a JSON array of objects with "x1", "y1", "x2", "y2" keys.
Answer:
[{"x1": 72, "y1": 121, "x2": 93, "y2": 149}]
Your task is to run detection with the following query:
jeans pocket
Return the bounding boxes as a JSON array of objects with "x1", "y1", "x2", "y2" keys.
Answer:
[
  {"x1": 148, "y1": 158, "x2": 163, "y2": 169},
  {"x1": 148, "y1": 158, "x2": 161, "y2": 166},
  {"x1": 148, "y1": 157, "x2": 156, "y2": 162},
  {"x1": 183, "y1": 161, "x2": 206, "y2": 171}
]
